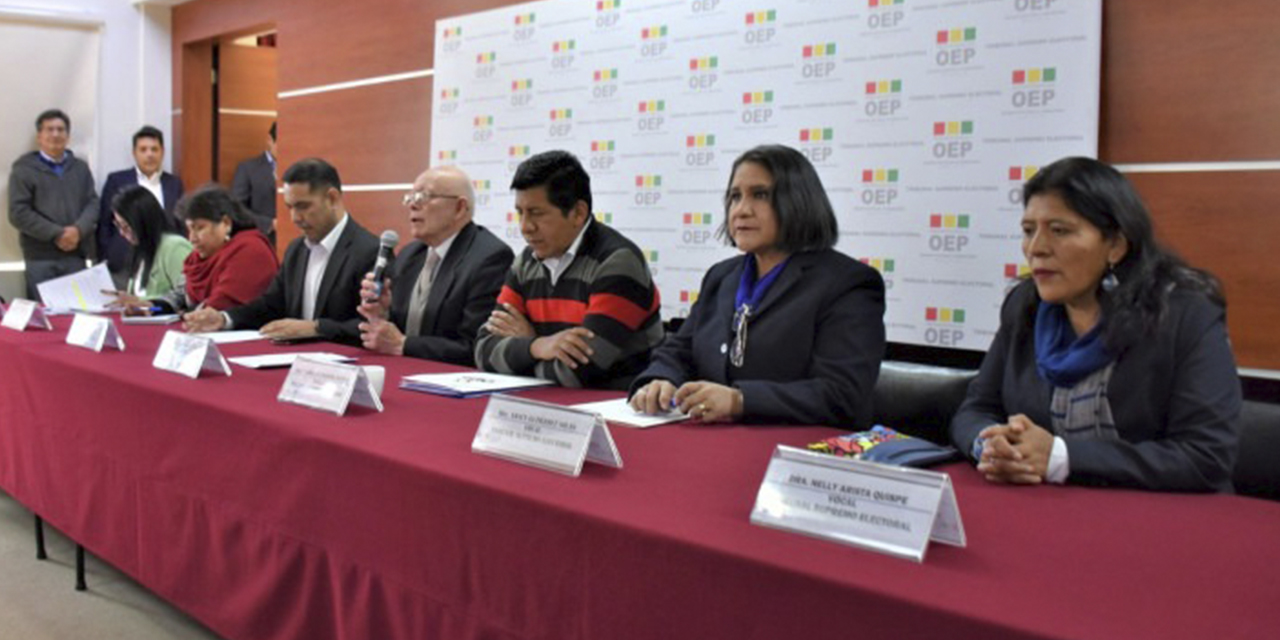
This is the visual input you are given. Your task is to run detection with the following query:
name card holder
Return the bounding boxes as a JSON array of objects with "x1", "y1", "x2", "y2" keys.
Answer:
[
  {"x1": 152, "y1": 330, "x2": 231, "y2": 379},
  {"x1": 750, "y1": 445, "x2": 965, "y2": 563},
  {"x1": 472, "y1": 394, "x2": 622, "y2": 476},
  {"x1": 1, "y1": 299, "x2": 52, "y2": 331},
  {"x1": 277, "y1": 356, "x2": 383, "y2": 416},
  {"x1": 66, "y1": 313, "x2": 125, "y2": 352}
]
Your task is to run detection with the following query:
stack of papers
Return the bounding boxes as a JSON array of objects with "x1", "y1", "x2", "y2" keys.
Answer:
[
  {"x1": 571, "y1": 397, "x2": 689, "y2": 428},
  {"x1": 227, "y1": 352, "x2": 356, "y2": 369},
  {"x1": 400, "y1": 372, "x2": 553, "y2": 398},
  {"x1": 36, "y1": 263, "x2": 116, "y2": 313}
]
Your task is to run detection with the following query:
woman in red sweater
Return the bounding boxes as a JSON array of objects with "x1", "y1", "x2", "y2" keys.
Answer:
[{"x1": 153, "y1": 185, "x2": 278, "y2": 313}]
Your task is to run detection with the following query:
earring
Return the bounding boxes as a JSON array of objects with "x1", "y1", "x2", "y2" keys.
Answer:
[{"x1": 1101, "y1": 263, "x2": 1119, "y2": 293}]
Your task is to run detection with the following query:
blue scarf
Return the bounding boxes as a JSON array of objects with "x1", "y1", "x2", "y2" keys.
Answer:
[
  {"x1": 1034, "y1": 303, "x2": 1113, "y2": 388},
  {"x1": 735, "y1": 254, "x2": 788, "y2": 313},
  {"x1": 727, "y1": 254, "x2": 789, "y2": 368}
]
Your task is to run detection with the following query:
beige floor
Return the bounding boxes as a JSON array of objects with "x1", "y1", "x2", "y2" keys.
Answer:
[{"x1": 0, "y1": 488, "x2": 224, "y2": 640}]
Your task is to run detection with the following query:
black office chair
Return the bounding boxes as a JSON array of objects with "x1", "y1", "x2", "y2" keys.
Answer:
[
  {"x1": 1233, "y1": 400, "x2": 1280, "y2": 501},
  {"x1": 871, "y1": 360, "x2": 978, "y2": 444}
]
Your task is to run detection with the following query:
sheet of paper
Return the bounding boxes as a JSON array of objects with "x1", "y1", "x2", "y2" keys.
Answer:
[
  {"x1": 121, "y1": 314, "x2": 181, "y2": 325},
  {"x1": 190, "y1": 330, "x2": 267, "y2": 344},
  {"x1": 571, "y1": 397, "x2": 689, "y2": 428},
  {"x1": 35, "y1": 263, "x2": 116, "y2": 312},
  {"x1": 400, "y1": 372, "x2": 553, "y2": 396},
  {"x1": 229, "y1": 352, "x2": 355, "y2": 369}
]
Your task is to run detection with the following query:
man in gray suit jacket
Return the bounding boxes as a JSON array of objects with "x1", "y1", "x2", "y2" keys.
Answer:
[
  {"x1": 231, "y1": 121, "x2": 278, "y2": 246},
  {"x1": 357, "y1": 165, "x2": 514, "y2": 365}
]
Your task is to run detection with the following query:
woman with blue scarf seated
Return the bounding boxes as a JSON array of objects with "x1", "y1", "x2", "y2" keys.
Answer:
[
  {"x1": 629, "y1": 145, "x2": 886, "y2": 425},
  {"x1": 951, "y1": 157, "x2": 1240, "y2": 492}
]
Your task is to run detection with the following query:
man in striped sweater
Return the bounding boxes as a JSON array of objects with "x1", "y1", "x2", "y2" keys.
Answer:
[{"x1": 476, "y1": 150, "x2": 663, "y2": 389}]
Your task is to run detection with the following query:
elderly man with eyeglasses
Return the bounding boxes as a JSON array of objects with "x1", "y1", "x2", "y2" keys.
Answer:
[{"x1": 356, "y1": 165, "x2": 513, "y2": 365}]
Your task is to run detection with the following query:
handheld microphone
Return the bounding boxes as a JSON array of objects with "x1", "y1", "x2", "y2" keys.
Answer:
[{"x1": 367, "y1": 230, "x2": 399, "y2": 301}]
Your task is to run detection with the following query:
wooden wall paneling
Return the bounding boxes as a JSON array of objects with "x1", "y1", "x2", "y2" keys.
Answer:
[
  {"x1": 179, "y1": 41, "x2": 215, "y2": 190},
  {"x1": 170, "y1": 114, "x2": 183, "y2": 187},
  {"x1": 271, "y1": 191, "x2": 409, "y2": 257},
  {"x1": 1100, "y1": 0, "x2": 1280, "y2": 163},
  {"x1": 172, "y1": 0, "x2": 275, "y2": 111},
  {"x1": 275, "y1": 0, "x2": 514, "y2": 93},
  {"x1": 172, "y1": 0, "x2": 275, "y2": 50},
  {"x1": 219, "y1": 43, "x2": 278, "y2": 111},
  {"x1": 1127, "y1": 171, "x2": 1280, "y2": 369},
  {"x1": 339, "y1": 191, "x2": 414, "y2": 250},
  {"x1": 276, "y1": 0, "x2": 430, "y2": 93},
  {"x1": 277, "y1": 78, "x2": 432, "y2": 187},
  {"x1": 217, "y1": 114, "x2": 276, "y2": 186},
  {"x1": 218, "y1": 44, "x2": 278, "y2": 186}
]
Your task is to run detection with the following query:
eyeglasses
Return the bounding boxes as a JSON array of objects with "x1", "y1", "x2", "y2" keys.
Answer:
[{"x1": 402, "y1": 191, "x2": 461, "y2": 207}]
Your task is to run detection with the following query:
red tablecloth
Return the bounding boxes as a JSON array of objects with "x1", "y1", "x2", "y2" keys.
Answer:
[{"x1": 1, "y1": 320, "x2": 1277, "y2": 640}]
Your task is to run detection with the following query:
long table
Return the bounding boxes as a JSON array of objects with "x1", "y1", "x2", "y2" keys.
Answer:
[{"x1": 1, "y1": 319, "x2": 1277, "y2": 640}]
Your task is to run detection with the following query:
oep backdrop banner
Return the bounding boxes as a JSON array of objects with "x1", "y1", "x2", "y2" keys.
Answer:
[{"x1": 430, "y1": 0, "x2": 1100, "y2": 350}]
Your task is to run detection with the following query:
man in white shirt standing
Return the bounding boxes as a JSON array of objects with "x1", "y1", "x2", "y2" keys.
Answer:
[
  {"x1": 183, "y1": 158, "x2": 380, "y2": 345},
  {"x1": 97, "y1": 125, "x2": 185, "y2": 288}
]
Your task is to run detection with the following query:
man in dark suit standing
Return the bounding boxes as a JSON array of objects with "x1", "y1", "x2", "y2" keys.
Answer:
[
  {"x1": 231, "y1": 121, "x2": 278, "y2": 247},
  {"x1": 183, "y1": 158, "x2": 379, "y2": 345},
  {"x1": 97, "y1": 125, "x2": 185, "y2": 287},
  {"x1": 357, "y1": 166, "x2": 514, "y2": 365}
]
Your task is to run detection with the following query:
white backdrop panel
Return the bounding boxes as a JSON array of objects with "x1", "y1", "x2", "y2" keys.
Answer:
[{"x1": 431, "y1": 0, "x2": 1101, "y2": 350}]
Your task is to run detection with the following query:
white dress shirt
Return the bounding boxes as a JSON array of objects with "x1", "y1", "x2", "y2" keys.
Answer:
[
  {"x1": 135, "y1": 167, "x2": 165, "y2": 209},
  {"x1": 302, "y1": 213, "x2": 350, "y2": 321},
  {"x1": 538, "y1": 218, "x2": 591, "y2": 286}
]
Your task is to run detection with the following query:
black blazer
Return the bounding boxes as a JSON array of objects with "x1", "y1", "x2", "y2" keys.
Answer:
[
  {"x1": 388, "y1": 222, "x2": 513, "y2": 365},
  {"x1": 950, "y1": 280, "x2": 1241, "y2": 492},
  {"x1": 632, "y1": 250, "x2": 886, "y2": 427},
  {"x1": 97, "y1": 169, "x2": 184, "y2": 272},
  {"x1": 227, "y1": 216, "x2": 379, "y2": 345},
  {"x1": 231, "y1": 152, "x2": 276, "y2": 237}
]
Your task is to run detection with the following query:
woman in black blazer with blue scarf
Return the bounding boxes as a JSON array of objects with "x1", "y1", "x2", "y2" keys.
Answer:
[
  {"x1": 630, "y1": 145, "x2": 885, "y2": 426},
  {"x1": 951, "y1": 157, "x2": 1240, "y2": 491}
]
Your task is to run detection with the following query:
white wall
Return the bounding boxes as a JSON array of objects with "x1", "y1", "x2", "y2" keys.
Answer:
[{"x1": 0, "y1": 0, "x2": 172, "y2": 301}]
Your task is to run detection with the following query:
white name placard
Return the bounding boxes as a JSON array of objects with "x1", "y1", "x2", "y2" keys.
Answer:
[
  {"x1": 152, "y1": 330, "x2": 231, "y2": 379},
  {"x1": 472, "y1": 394, "x2": 622, "y2": 476},
  {"x1": 751, "y1": 446, "x2": 965, "y2": 563},
  {"x1": 66, "y1": 313, "x2": 125, "y2": 352},
  {"x1": 277, "y1": 356, "x2": 383, "y2": 416},
  {"x1": 1, "y1": 299, "x2": 52, "y2": 331}
]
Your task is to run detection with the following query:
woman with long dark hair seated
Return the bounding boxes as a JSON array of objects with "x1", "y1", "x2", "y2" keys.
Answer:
[
  {"x1": 150, "y1": 185, "x2": 278, "y2": 313},
  {"x1": 951, "y1": 157, "x2": 1240, "y2": 492},
  {"x1": 107, "y1": 187, "x2": 192, "y2": 302},
  {"x1": 629, "y1": 145, "x2": 886, "y2": 426}
]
